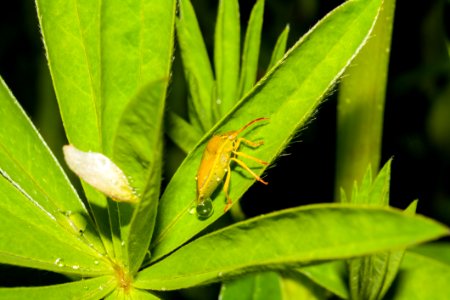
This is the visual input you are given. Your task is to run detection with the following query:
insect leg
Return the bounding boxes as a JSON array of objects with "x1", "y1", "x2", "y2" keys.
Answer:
[
  {"x1": 233, "y1": 151, "x2": 269, "y2": 166},
  {"x1": 235, "y1": 137, "x2": 264, "y2": 149},
  {"x1": 230, "y1": 157, "x2": 268, "y2": 185},
  {"x1": 223, "y1": 163, "x2": 233, "y2": 211}
]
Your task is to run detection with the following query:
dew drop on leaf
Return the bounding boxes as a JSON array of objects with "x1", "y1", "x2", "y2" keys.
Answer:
[
  {"x1": 188, "y1": 205, "x2": 196, "y2": 215},
  {"x1": 54, "y1": 258, "x2": 64, "y2": 267},
  {"x1": 196, "y1": 199, "x2": 213, "y2": 219}
]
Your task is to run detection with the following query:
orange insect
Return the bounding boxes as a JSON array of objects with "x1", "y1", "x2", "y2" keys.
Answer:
[{"x1": 195, "y1": 118, "x2": 269, "y2": 218}]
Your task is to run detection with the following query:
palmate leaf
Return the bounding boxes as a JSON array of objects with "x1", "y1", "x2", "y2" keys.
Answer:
[
  {"x1": 135, "y1": 205, "x2": 448, "y2": 290},
  {"x1": 36, "y1": 0, "x2": 175, "y2": 268},
  {"x1": 150, "y1": 0, "x2": 385, "y2": 262}
]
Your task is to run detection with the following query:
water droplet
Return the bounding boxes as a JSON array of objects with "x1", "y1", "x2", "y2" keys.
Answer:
[
  {"x1": 121, "y1": 240, "x2": 125, "y2": 246},
  {"x1": 216, "y1": 177, "x2": 221, "y2": 182},
  {"x1": 161, "y1": 287, "x2": 167, "y2": 291},
  {"x1": 218, "y1": 271, "x2": 223, "y2": 278},
  {"x1": 94, "y1": 260, "x2": 99, "y2": 265},
  {"x1": 54, "y1": 258, "x2": 64, "y2": 267},
  {"x1": 188, "y1": 205, "x2": 196, "y2": 215},
  {"x1": 216, "y1": 99, "x2": 222, "y2": 105},
  {"x1": 224, "y1": 168, "x2": 228, "y2": 173},
  {"x1": 196, "y1": 199, "x2": 214, "y2": 219},
  {"x1": 99, "y1": 285, "x2": 104, "y2": 291},
  {"x1": 195, "y1": 176, "x2": 198, "y2": 181},
  {"x1": 64, "y1": 210, "x2": 72, "y2": 217},
  {"x1": 72, "y1": 265, "x2": 80, "y2": 270}
]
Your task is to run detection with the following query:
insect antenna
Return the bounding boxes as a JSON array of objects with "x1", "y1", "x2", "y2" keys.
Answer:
[{"x1": 233, "y1": 117, "x2": 269, "y2": 137}]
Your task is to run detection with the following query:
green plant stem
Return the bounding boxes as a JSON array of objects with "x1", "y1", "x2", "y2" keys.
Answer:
[{"x1": 335, "y1": 0, "x2": 395, "y2": 201}]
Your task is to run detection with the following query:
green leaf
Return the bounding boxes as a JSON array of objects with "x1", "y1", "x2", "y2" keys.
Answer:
[
  {"x1": 335, "y1": 0, "x2": 396, "y2": 198},
  {"x1": 135, "y1": 205, "x2": 448, "y2": 290},
  {"x1": 150, "y1": 0, "x2": 385, "y2": 261},
  {"x1": 104, "y1": 287, "x2": 160, "y2": 299},
  {"x1": 35, "y1": 0, "x2": 102, "y2": 151},
  {"x1": 0, "y1": 77, "x2": 108, "y2": 261},
  {"x1": 220, "y1": 272, "x2": 282, "y2": 300},
  {"x1": 214, "y1": 0, "x2": 241, "y2": 114},
  {"x1": 297, "y1": 261, "x2": 349, "y2": 299},
  {"x1": 112, "y1": 81, "x2": 168, "y2": 273},
  {"x1": 36, "y1": 0, "x2": 110, "y2": 256},
  {"x1": 238, "y1": 0, "x2": 265, "y2": 98},
  {"x1": 349, "y1": 200, "x2": 418, "y2": 300},
  {"x1": 177, "y1": 0, "x2": 216, "y2": 131},
  {"x1": 268, "y1": 25, "x2": 290, "y2": 70},
  {"x1": 348, "y1": 159, "x2": 391, "y2": 205},
  {"x1": 101, "y1": 0, "x2": 175, "y2": 265},
  {"x1": 367, "y1": 159, "x2": 391, "y2": 205},
  {"x1": 38, "y1": 0, "x2": 175, "y2": 262},
  {"x1": 165, "y1": 111, "x2": 203, "y2": 153},
  {"x1": 390, "y1": 251, "x2": 450, "y2": 299},
  {"x1": 0, "y1": 77, "x2": 104, "y2": 250},
  {"x1": 281, "y1": 272, "x2": 329, "y2": 300},
  {"x1": 0, "y1": 174, "x2": 111, "y2": 275},
  {"x1": 410, "y1": 242, "x2": 450, "y2": 265},
  {"x1": 0, "y1": 276, "x2": 116, "y2": 300}
]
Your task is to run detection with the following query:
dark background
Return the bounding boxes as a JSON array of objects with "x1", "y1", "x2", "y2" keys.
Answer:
[{"x1": 1, "y1": 0, "x2": 449, "y2": 290}]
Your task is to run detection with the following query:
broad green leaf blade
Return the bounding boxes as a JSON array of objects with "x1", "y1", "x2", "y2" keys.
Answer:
[
  {"x1": 297, "y1": 261, "x2": 349, "y2": 299},
  {"x1": 335, "y1": 0, "x2": 395, "y2": 198},
  {"x1": 0, "y1": 175, "x2": 111, "y2": 275},
  {"x1": 165, "y1": 111, "x2": 203, "y2": 153},
  {"x1": 0, "y1": 77, "x2": 104, "y2": 253},
  {"x1": 36, "y1": 0, "x2": 112, "y2": 256},
  {"x1": 220, "y1": 272, "x2": 282, "y2": 300},
  {"x1": 0, "y1": 276, "x2": 116, "y2": 300},
  {"x1": 35, "y1": 0, "x2": 102, "y2": 151},
  {"x1": 390, "y1": 251, "x2": 450, "y2": 300},
  {"x1": 136, "y1": 205, "x2": 448, "y2": 290},
  {"x1": 151, "y1": 0, "x2": 384, "y2": 261},
  {"x1": 410, "y1": 242, "x2": 450, "y2": 265},
  {"x1": 101, "y1": 0, "x2": 174, "y2": 154},
  {"x1": 104, "y1": 0, "x2": 175, "y2": 266},
  {"x1": 113, "y1": 82, "x2": 167, "y2": 273},
  {"x1": 214, "y1": 0, "x2": 240, "y2": 114},
  {"x1": 105, "y1": 0, "x2": 175, "y2": 272},
  {"x1": 281, "y1": 272, "x2": 329, "y2": 300},
  {"x1": 238, "y1": 0, "x2": 265, "y2": 98},
  {"x1": 267, "y1": 25, "x2": 290, "y2": 70},
  {"x1": 177, "y1": 0, "x2": 216, "y2": 131}
]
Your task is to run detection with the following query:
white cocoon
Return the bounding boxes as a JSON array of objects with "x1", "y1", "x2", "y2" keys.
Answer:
[{"x1": 63, "y1": 145, "x2": 138, "y2": 203}]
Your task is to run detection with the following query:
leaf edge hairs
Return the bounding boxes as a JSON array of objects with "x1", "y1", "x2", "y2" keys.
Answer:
[{"x1": 63, "y1": 145, "x2": 139, "y2": 203}]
